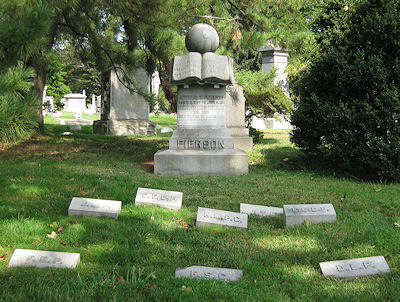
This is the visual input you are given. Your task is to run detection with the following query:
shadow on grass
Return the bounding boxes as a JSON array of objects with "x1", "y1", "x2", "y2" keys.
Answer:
[{"x1": 251, "y1": 136, "x2": 363, "y2": 181}]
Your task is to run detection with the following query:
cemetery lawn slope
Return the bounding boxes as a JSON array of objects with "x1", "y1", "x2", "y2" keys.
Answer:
[{"x1": 0, "y1": 125, "x2": 399, "y2": 301}]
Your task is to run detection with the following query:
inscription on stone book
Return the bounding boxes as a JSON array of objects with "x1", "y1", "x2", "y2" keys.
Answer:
[
  {"x1": 320, "y1": 256, "x2": 391, "y2": 278},
  {"x1": 240, "y1": 203, "x2": 283, "y2": 217},
  {"x1": 8, "y1": 249, "x2": 80, "y2": 269},
  {"x1": 135, "y1": 188, "x2": 183, "y2": 210},
  {"x1": 196, "y1": 207, "x2": 247, "y2": 229},
  {"x1": 68, "y1": 197, "x2": 122, "y2": 219},
  {"x1": 283, "y1": 204, "x2": 336, "y2": 227},
  {"x1": 175, "y1": 266, "x2": 243, "y2": 282}
]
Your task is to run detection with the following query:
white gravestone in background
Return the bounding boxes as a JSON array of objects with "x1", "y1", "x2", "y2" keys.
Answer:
[
  {"x1": 68, "y1": 197, "x2": 122, "y2": 219},
  {"x1": 135, "y1": 187, "x2": 182, "y2": 210},
  {"x1": 8, "y1": 249, "x2": 80, "y2": 269}
]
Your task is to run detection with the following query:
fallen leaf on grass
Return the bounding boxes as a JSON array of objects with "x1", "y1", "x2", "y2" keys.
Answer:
[
  {"x1": 48, "y1": 221, "x2": 59, "y2": 228},
  {"x1": 79, "y1": 187, "x2": 91, "y2": 195},
  {"x1": 149, "y1": 283, "x2": 157, "y2": 289},
  {"x1": 116, "y1": 276, "x2": 125, "y2": 282},
  {"x1": 151, "y1": 216, "x2": 155, "y2": 220},
  {"x1": 46, "y1": 231, "x2": 57, "y2": 239},
  {"x1": 181, "y1": 285, "x2": 192, "y2": 292},
  {"x1": 0, "y1": 254, "x2": 7, "y2": 260},
  {"x1": 178, "y1": 219, "x2": 189, "y2": 230},
  {"x1": 56, "y1": 226, "x2": 63, "y2": 233}
]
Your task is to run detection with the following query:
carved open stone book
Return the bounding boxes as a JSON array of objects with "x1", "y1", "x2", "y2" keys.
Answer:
[{"x1": 171, "y1": 52, "x2": 233, "y2": 85}]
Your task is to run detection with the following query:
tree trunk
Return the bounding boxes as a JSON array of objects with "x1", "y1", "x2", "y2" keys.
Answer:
[
  {"x1": 159, "y1": 59, "x2": 177, "y2": 112},
  {"x1": 100, "y1": 70, "x2": 111, "y2": 120},
  {"x1": 29, "y1": 55, "x2": 47, "y2": 133}
]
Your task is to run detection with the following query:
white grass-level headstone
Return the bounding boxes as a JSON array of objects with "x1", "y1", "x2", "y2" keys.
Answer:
[
  {"x1": 196, "y1": 207, "x2": 247, "y2": 229},
  {"x1": 240, "y1": 203, "x2": 283, "y2": 217},
  {"x1": 135, "y1": 188, "x2": 182, "y2": 210},
  {"x1": 320, "y1": 256, "x2": 390, "y2": 278},
  {"x1": 175, "y1": 266, "x2": 242, "y2": 282},
  {"x1": 283, "y1": 204, "x2": 336, "y2": 227},
  {"x1": 68, "y1": 197, "x2": 122, "y2": 219},
  {"x1": 8, "y1": 249, "x2": 80, "y2": 269}
]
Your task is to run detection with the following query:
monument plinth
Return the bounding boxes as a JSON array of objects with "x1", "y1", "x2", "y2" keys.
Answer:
[{"x1": 154, "y1": 23, "x2": 248, "y2": 175}]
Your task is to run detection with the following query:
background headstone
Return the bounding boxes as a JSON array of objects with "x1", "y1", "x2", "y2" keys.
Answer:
[
  {"x1": 8, "y1": 249, "x2": 80, "y2": 269},
  {"x1": 93, "y1": 68, "x2": 157, "y2": 135},
  {"x1": 251, "y1": 45, "x2": 292, "y2": 130},
  {"x1": 68, "y1": 197, "x2": 122, "y2": 219},
  {"x1": 196, "y1": 207, "x2": 248, "y2": 229},
  {"x1": 175, "y1": 266, "x2": 242, "y2": 282},
  {"x1": 135, "y1": 187, "x2": 182, "y2": 210},
  {"x1": 320, "y1": 256, "x2": 390, "y2": 278},
  {"x1": 283, "y1": 204, "x2": 336, "y2": 227}
]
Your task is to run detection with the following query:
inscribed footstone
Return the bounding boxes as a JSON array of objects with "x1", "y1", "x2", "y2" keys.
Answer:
[
  {"x1": 196, "y1": 207, "x2": 247, "y2": 229},
  {"x1": 135, "y1": 188, "x2": 182, "y2": 210},
  {"x1": 240, "y1": 203, "x2": 283, "y2": 217},
  {"x1": 320, "y1": 256, "x2": 390, "y2": 278},
  {"x1": 8, "y1": 249, "x2": 80, "y2": 269},
  {"x1": 68, "y1": 197, "x2": 122, "y2": 219},
  {"x1": 283, "y1": 204, "x2": 336, "y2": 227},
  {"x1": 175, "y1": 266, "x2": 242, "y2": 282}
]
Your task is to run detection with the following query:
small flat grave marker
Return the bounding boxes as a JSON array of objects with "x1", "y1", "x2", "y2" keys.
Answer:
[
  {"x1": 240, "y1": 203, "x2": 283, "y2": 217},
  {"x1": 68, "y1": 197, "x2": 122, "y2": 219},
  {"x1": 320, "y1": 256, "x2": 390, "y2": 278},
  {"x1": 8, "y1": 249, "x2": 80, "y2": 269},
  {"x1": 196, "y1": 207, "x2": 247, "y2": 229},
  {"x1": 175, "y1": 266, "x2": 242, "y2": 282},
  {"x1": 283, "y1": 204, "x2": 336, "y2": 227},
  {"x1": 135, "y1": 188, "x2": 182, "y2": 210}
]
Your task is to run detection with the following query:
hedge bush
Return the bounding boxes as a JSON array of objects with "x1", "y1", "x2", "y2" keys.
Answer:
[{"x1": 290, "y1": 0, "x2": 400, "y2": 180}]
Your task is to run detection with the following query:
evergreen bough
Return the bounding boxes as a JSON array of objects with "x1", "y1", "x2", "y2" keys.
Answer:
[
  {"x1": 291, "y1": 0, "x2": 400, "y2": 180},
  {"x1": 0, "y1": 62, "x2": 39, "y2": 143}
]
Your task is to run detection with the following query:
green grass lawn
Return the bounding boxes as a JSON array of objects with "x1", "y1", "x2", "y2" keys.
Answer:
[
  {"x1": 58, "y1": 112, "x2": 100, "y2": 121},
  {"x1": 0, "y1": 123, "x2": 399, "y2": 301},
  {"x1": 150, "y1": 114, "x2": 177, "y2": 129}
]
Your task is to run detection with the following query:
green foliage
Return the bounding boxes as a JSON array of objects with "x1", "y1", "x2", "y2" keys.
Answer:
[
  {"x1": 236, "y1": 70, "x2": 293, "y2": 121},
  {"x1": 291, "y1": 0, "x2": 400, "y2": 180},
  {"x1": 248, "y1": 126, "x2": 263, "y2": 143},
  {"x1": 0, "y1": 127, "x2": 399, "y2": 300},
  {"x1": 0, "y1": 62, "x2": 39, "y2": 143},
  {"x1": 46, "y1": 52, "x2": 71, "y2": 109}
]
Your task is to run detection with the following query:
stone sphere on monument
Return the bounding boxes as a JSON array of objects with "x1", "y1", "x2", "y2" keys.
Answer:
[{"x1": 185, "y1": 23, "x2": 219, "y2": 53}]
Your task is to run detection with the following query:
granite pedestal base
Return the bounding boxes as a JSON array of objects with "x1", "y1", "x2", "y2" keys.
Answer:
[
  {"x1": 154, "y1": 149, "x2": 248, "y2": 175},
  {"x1": 229, "y1": 127, "x2": 253, "y2": 150},
  {"x1": 93, "y1": 119, "x2": 157, "y2": 135}
]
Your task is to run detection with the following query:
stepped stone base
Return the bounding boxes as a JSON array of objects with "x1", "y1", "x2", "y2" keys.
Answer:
[
  {"x1": 93, "y1": 119, "x2": 157, "y2": 135},
  {"x1": 228, "y1": 127, "x2": 253, "y2": 150},
  {"x1": 232, "y1": 136, "x2": 253, "y2": 151},
  {"x1": 154, "y1": 149, "x2": 248, "y2": 176}
]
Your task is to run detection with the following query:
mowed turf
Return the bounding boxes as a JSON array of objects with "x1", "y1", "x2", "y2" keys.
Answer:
[{"x1": 0, "y1": 117, "x2": 399, "y2": 301}]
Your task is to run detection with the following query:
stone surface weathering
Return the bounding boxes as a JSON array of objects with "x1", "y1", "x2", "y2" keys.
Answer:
[
  {"x1": 320, "y1": 256, "x2": 390, "y2": 278},
  {"x1": 8, "y1": 249, "x2": 80, "y2": 269},
  {"x1": 175, "y1": 266, "x2": 243, "y2": 282},
  {"x1": 154, "y1": 23, "x2": 248, "y2": 175},
  {"x1": 240, "y1": 203, "x2": 283, "y2": 217},
  {"x1": 196, "y1": 207, "x2": 248, "y2": 229},
  {"x1": 135, "y1": 187, "x2": 183, "y2": 210},
  {"x1": 283, "y1": 204, "x2": 336, "y2": 227},
  {"x1": 68, "y1": 197, "x2": 122, "y2": 219}
]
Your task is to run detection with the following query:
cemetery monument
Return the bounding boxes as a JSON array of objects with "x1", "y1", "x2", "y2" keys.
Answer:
[
  {"x1": 154, "y1": 23, "x2": 248, "y2": 175},
  {"x1": 93, "y1": 68, "x2": 157, "y2": 135}
]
